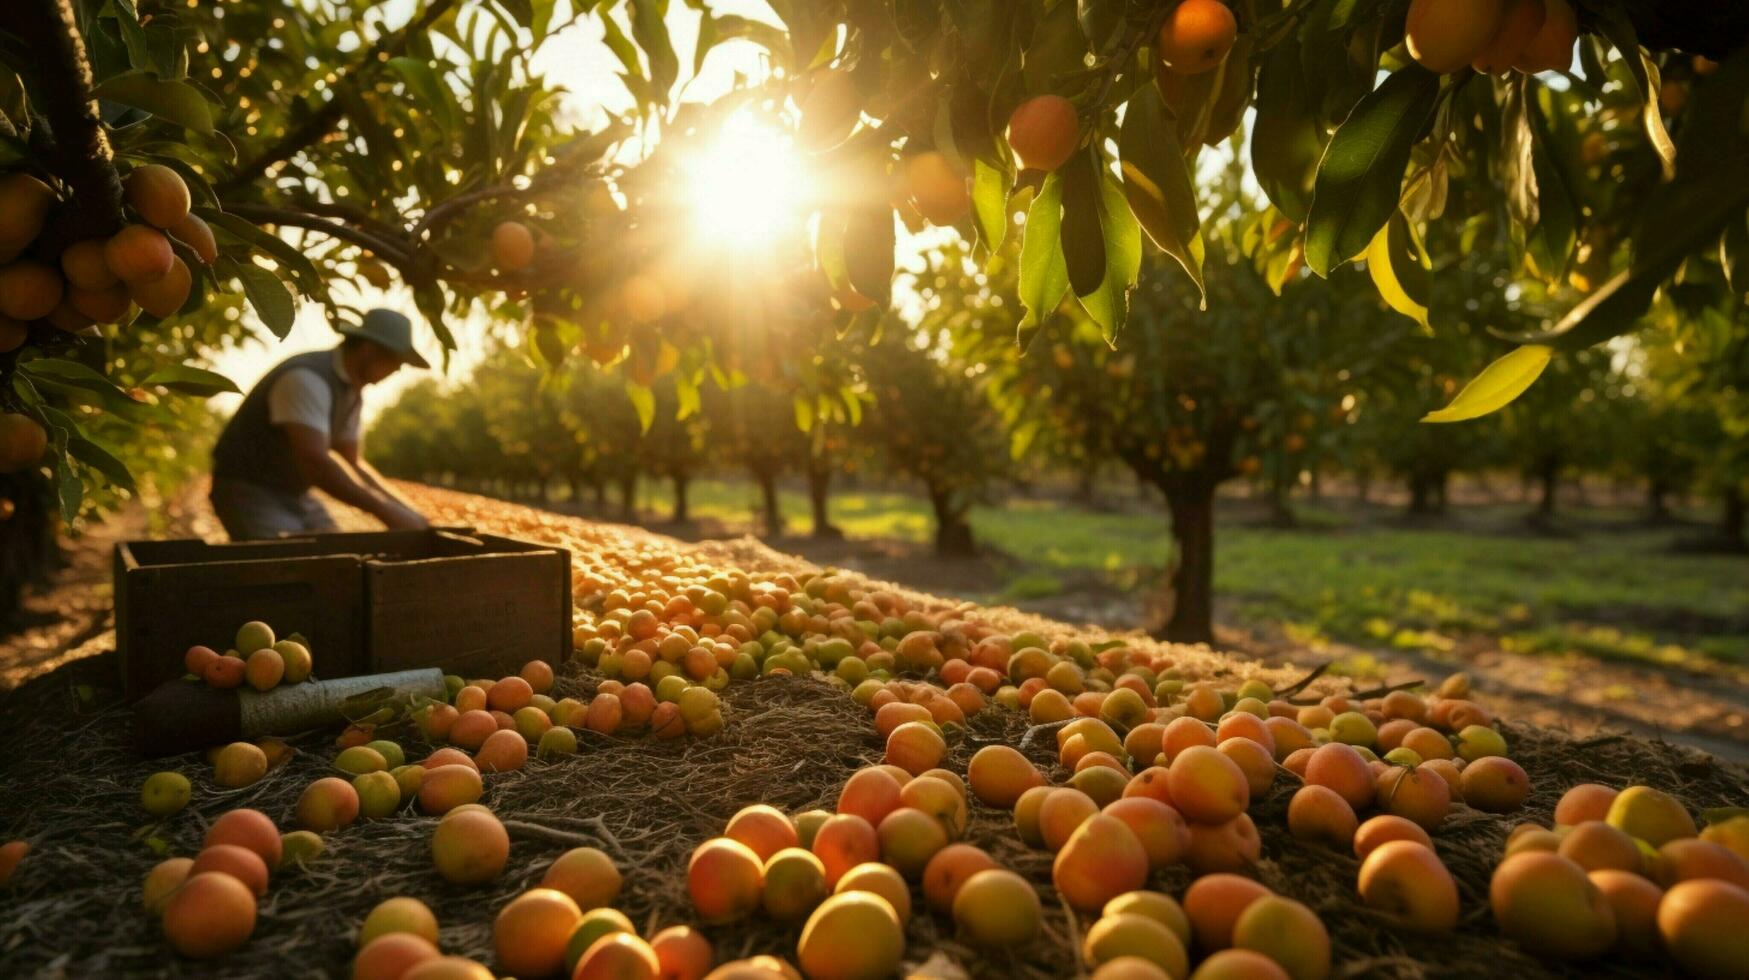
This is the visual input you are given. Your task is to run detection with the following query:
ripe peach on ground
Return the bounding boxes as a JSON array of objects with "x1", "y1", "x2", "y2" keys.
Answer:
[
  {"x1": 811, "y1": 814, "x2": 879, "y2": 887},
  {"x1": 143, "y1": 857, "x2": 193, "y2": 914},
  {"x1": 1461, "y1": 756, "x2": 1528, "y2": 812},
  {"x1": 921, "y1": 843, "x2": 998, "y2": 913},
  {"x1": 540, "y1": 846, "x2": 621, "y2": 910},
  {"x1": 1104, "y1": 797, "x2": 1190, "y2": 870},
  {"x1": 454, "y1": 686, "x2": 488, "y2": 714},
  {"x1": 1558, "y1": 820, "x2": 1643, "y2": 874},
  {"x1": 1606, "y1": 785, "x2": 1696, "y2": 847},
  {"x1": 1375, "y1": 766, "x2": 1450, "y2": 831},
  {"x1": 793, "y1": 809, "x2": 832, "y2": 850},
  {"x1": 574, "y1": 932, "x2": 661, "y2": 980},
  {"x1": 1161, "y1": 716, "x2": 1217, "y2": 760},
  {"x1": 877, "y1": 806, "x2": 948, "y2": 879},
  {"x1": 213, "y1": 740, "x2": 267, "y2": 786},
  {"x1": 899, "y1": 775, "x2": 967, "y2": 839},
  {"x1": 1039, "y1": 788, "x2": 1099, "y2": 852},
  {"x1": 1281, "y1": 747, "x2": 1315, "y2": 778},
  {"x1": 1232, "y1": 894, "x2": 1331, "y2": 980},
  {"x1": 402, "y1": 956, "x2": 495, "y2": 980},
  {"x1": 873, "y1": 701, "x2": 930, "y2": 738},
  {"x1": 953, "y1": 868, "x2": 1042, "y2": 946},
  {"x1": 205, "y1": 809, "x2": 282, "y2": 867},
  {"x1": 884, "y1": 721, "x2": 945, "y2": 776},
  {"x1": 1185, "y1": 813, "x2": 1262, "y2": 874},
  {"x1": 1657, "y1": 838, "x2": 1749, "y2": 889},
  {"x1": 649, "y1": 925, "x2": 714, "y2": 980},
  {"x1": 762, "y1": 847, "x2": 829, "y2": 921},
  {"x1": 796, "y1": 892, "x2": 903, "y2": 980},
  {"x1": 1071, "y1": 765, "x2": 1129, "y2": 808},
  {"x1": 1166, "y1": 746, "x2": 1249, "y2": 824},
  {"x1": 726, "y1": 804, "x2": 799, "y2": 862},
  {"x1": 422, "y1": 747, "x2": 476, "y2": 770},
  {"x1": 1263, "y1": 717, "x2": 1314, "y2": 760},
  {"x1": 486, "y1": 675, "x2": 533, "y2": 712},
  {"x1": 562, "y1": 908, "x2": 635, "y2": 974},
  {"x1": 1288, "y1": 785, "x2": 1357, "y2": 849},
  {"x1": 431, "y1": 808, "x2": 509, "y2": 885},
  {"x1": 1352, "y1": 814, "x2": 1432, "y2": 860},
  {"x1": 1083, "y1": 913, "x2": 1189, "y2": 978},
  {"x1": 1303, "y1": 743, "x2": 1371, "y2": 810},
  {"x1": 1192, "y1": 949, "x2": 1290, "y2": 979},
  {"x1": 297, "y1": 776, "x2": 361, "y2": 832},
  {"x1": 354, "y1": 933, "x2": 441, "y2": 980},
  {"x1": 162, "y1": 871, "x2": 256, "y2": 959},
  {"x1": 359, "y1": 896, "x2": 439, "y2": 946},
  {"x1": 1400, "y1": 727, "x2": 1454, "y2": 761},
  {"x1": 1588, "y1": 869, "x2": 1663, "y2": 957},
  {"x1": 1358, "y1": 841, "x2": 1458, "y2": 932},
  {"x1": 494, "y1": 887, "x2": 582, "y2": 977},
  {"x1": 1105, "y1": 891, "x2": 1192, "y2": 949},
  {"x1": 191, "y1": 843, "x2": 269, "y2": 897},
  {"x1": 835, "y1": 862, "x2": 912, "y2": 922},
  {"x1": 837, "y1": 767, "x2": 903, "y2": 826},
  {"x1": 689, "y1": 837, "x2": 765, "y2": 923},
  {"x1": 1054, "y1": 813, "x2": 1150, "y2": 912},
  {"x1": 1182, "y1": 873, "x2": 1270, "y2": 952},
  {"x1": 1218, "y1": 737, "x2": 1276, "y2": 797},
  {"x1": 1491, "y1": 851, "x2": 1618, "y2": 959},
  {"x1": 1658, "y1": 879, "x2": 1749, "y2": 980},
  {"x1": 418, "y1": 764, "x2": 483, "y2": 815},
  {"x1": 1124, "y1": 722, "x2": 1167, "y2": 763},
  {"x1": 1215, "y1": 712, "x2": 1275, "y2": 756},
  {"x1": 1419, "y1": 758, "x2": 1464, "y2": 800},
  {"x1": 449, "y1": 710, "x2": 498, "y2": 751},
  {"x1": 1012, "y1": 784, "x2": 1053, "y2": 847}
]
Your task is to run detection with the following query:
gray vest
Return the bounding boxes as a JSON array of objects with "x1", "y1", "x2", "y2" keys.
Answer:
[{"x1": 212, "y1": 348, "x2": 361, "y2": 493}]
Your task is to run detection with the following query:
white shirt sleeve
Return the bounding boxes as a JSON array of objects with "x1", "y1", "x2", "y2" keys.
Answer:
[{"x1": 267, "y1": 368, "x2": 333, "y2": 438}]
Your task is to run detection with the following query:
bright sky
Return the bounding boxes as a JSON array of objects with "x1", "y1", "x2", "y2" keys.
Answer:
[{"x1": 209, "y1": 0, "x2": 799, "y2": 423}]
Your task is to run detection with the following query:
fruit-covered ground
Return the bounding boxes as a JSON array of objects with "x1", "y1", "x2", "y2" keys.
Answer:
[{"x1": 0, "y1": 484, "x2": 1745, "y2": 978}]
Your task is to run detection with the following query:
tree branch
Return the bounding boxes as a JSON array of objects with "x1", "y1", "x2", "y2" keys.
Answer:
[
  {"x1": 220, "y1": 0, "x2": 462, "y2": 192},
  {"x1": 10, "y1": 0, "x2": 124, "y2": 243},
  {"x1": 221, "y1": 203, "x2": 417, "y2": 270}
]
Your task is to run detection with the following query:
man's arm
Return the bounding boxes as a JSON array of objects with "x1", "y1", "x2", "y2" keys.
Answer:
[
  {"x1": 339, "y1": 444, "x2": 423, "y2": 515},
  {"x1": 286, "y1": 425, "x2": 425, "y2": 529}
]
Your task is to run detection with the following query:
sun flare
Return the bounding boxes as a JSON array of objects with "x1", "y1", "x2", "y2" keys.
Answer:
[{"x1": 682, "y1": 115, "x2": 811, "y2": 251}]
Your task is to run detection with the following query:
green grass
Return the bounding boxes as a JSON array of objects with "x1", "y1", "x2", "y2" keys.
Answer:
[{"x1": 625, "y1": 477, "x2": 1749, "y2": 673}]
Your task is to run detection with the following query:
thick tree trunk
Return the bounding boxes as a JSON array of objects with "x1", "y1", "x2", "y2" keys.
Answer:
[
  {"x1": 1074, "y1": 465, "x2": 1098, "y2": 508},
  {"x1": 927, "y1": 487, "x2": 975, "y2": 557},
  {"x1": 1723, "y1": 487, "x2": 1746, "y2": 548},
  {"x1": 1267, "y1": 479, "x2": 1296, "y2": 528},
  {"x1": 807, "y1": 461, "x2": 841, "y2": 539},
  {"x1": 592, "y1": 481, "x2": 607, "y2": 510},
  {"x1": 1155, "y1": 476, "x2": 1218, "y2": 646},
  {"x1": 754, "y1": 470, "x2": 782, "y2": 537},
  {"x1": 1646, "y1": 478, "x2": 1672, "y2": 522},
  {"x1": 1407, "y1": 471, "x2": 1446, "y2": 516},
  {"x1": 671, "y1": 475, "x2": 689, "y2": 523},
  {"x1": 1537, "y1": 457, "x2": 1560, "y2": 518},
  {"x1": 0, "y1": 473, "x2": 58, "y2": 632},
  {"x1": 617, "y1": 475, "x2": 637, "y2": 521}
]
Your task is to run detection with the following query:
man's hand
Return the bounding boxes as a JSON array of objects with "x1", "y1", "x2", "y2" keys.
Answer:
[{"x1": 383, "y1": 504, "x2": 429, "y2": 531}]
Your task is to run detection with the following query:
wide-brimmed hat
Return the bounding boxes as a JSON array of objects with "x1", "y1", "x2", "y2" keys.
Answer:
[{"x1": 337, "y1": 308, "x2": 430, "y2": 369}]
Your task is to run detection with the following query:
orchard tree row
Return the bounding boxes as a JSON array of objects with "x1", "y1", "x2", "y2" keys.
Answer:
[
  {"x1": 1, "y1": 0, "x2": 1745, "y2": 615},
  {"x1": 371, "y1": 227, "x2": 1746, "y2": 644}
]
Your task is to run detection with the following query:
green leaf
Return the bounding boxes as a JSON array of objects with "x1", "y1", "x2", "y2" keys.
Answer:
[
  {"x1": 1017, "y1": 175, "x2": 1069, "y2": 346},
  {"x1": 1595, "y1": 10, "x2": 1675, "y2": 180},
  {"x1": 199, "y1": 209, "x2": 325, "y2": 297},
  {"x1": 1251, "y1": 41, "x2": 1324, "y2": 222},
  {"x1": 1524, "y1": 85, "x2": 1579, "y2": 282},
  {"x1": 1077, "y1": 172, "x2": 1143, "y2": 343},
  {"x1": 1303, "y1": 66, "x2": 1440, "y2": 277},
  {"x1": 141, "y1": 364, "x2": 241, "y2": 396},
  {"x1": 1059, "y1": 149, "x2": 1106, "y2": 298},
  {"x1": 1365, "y1": 211, "x2": 1430, "y2": 329},
  {"x1": 628, "y1": 0, "x2": 679, "y2": 103},
  {"x1": 792, "y1": 395, "x2": 813, "y2": 433},
  {"x1": 1422, "y1": 345, "x2": 1553, "y2": 423},
  {"x1": 1119, "y1": 84, "x2": 1204, "y2": 301},
  {"x1": 69, "y1": 435, "x2": 136, "y2": 492},
  {"x1": 92, "y1": 70, "x2": 214, "y2": 134},
  {"x1": 971, "y1": 158, "x2": 1009, "y2": 255},
  {"x1": 1022, "y1": 0, "x2": 1088, "y2": 94},
  {"x1": 625, "y1": 380, "x2": 655, "y2": 433},
  {"x1": 388, "y1": 57, "x2": 455, "y2": 132},
  {"x1": 843, "y1": 206, "x2": 895, "y2": 307},
  {"x1": 233, "y1": 263, "x2": 297, "y2": 338}
]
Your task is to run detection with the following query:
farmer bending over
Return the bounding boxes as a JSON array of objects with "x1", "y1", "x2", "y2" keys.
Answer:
[{"x1": 209, "y1": 309, "x2": 429, "y2": 540}]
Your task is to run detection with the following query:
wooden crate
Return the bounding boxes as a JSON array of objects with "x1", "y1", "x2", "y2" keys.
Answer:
[{"x1": 114, "y1": 528, "x2": 570, "y2": 699}]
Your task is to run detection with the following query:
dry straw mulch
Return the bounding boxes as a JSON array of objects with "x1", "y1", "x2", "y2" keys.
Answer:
[{"x1": 0, "y1": 485, "x2": 1744, "y2": 978}]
